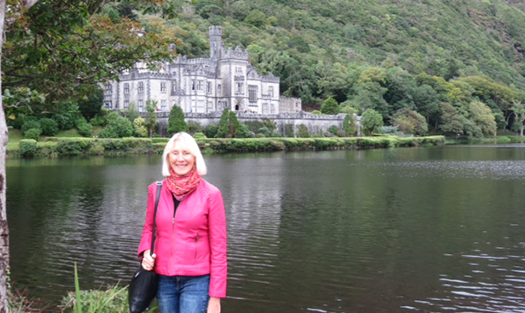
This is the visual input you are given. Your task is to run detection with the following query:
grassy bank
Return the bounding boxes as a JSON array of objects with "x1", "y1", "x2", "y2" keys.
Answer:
[
  {"x1": 8, "y1": 135, "x2": 446, "y2": 158},
  {"x1": 445, "y1": 135, "x2": 525, "y2": 145}
]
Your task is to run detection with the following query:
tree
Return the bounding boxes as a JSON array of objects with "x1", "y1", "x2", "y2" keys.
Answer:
[
  {"x1": 167, "y1": 104, "x2": 188, "y2": 135},
  {"x1": 320, "y1": 97, "x2": 339, "y2": 115},
  {"x1": 360, "y1": 109, "x2": 384, "y2": 135},
  {"x1": 467, "y1": 101, "x2": 497, "y2": 137},
  {"x1": 145, "y1": 100, "x2": 158, "y2": 137},
  {"x1": 439, "y1": 103, "x2": 464, "y2": 136},
  {"x1": 391, "y1": 108, "x2": 428, "y2": 136},
  {"x1": 77, "y1": 86, "x2": 104, "y2": 121},
  {"x1": 125, "y1": 102, "x2": 140, "y2": 122},
  {"x1": 3, "y1": 0, "x2": 177, "y2": 105},
  {"x1": 0, "y1": 1, "x2": 181, "y2": 308},
  {"x1": 133, "y1": 117, "x2": 148, "y2": 137},
  {"x1": 216, "y1": 108, "x2": 242, "y2": 138},
  {"x1": 343, "y1": 114, "x2": 358, "y2": 136},
  {"x1": 510, "y1": 101, "x2": 525, "y2": 136}
]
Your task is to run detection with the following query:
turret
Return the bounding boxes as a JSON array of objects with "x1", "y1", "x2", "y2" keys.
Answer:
[{"x1": 209, "y1": 26, "x2": 222, "y2": 62}]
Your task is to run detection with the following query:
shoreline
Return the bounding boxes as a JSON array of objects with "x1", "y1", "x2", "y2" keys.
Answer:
[
  {"x1": 8, "y1": 136, "x2": 448, "y2": 158},
  {"x1": 7, "y1": 135, "x2": 525, "y2": 159}
]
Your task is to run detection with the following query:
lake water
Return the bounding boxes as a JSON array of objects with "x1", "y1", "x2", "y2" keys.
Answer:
[{"x1": 7, "y1": 144, "x2": 525, "y2": 312}]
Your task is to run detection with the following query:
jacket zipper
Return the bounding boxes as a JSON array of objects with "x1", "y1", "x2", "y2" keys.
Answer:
[
  {"x1": 194, "y1": 233, "x2": 199, "y2": 261},
  {"x1": 169, "y1": 202, "x2": 176, "y2": 274}
]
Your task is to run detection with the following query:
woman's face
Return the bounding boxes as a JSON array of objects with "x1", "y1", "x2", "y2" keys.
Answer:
[{"x1": 168, "y1": 140, "x2": 196, "y2": 176}]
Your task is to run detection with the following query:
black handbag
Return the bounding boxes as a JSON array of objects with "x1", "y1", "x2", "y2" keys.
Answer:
[{"x1": 128, "y1": 181, "x2": 163, "y2": 313}]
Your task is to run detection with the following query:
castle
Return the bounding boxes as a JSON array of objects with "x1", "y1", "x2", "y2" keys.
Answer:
[{"x1": 102, "y1": 26, "x2": 301, "y2": 114}]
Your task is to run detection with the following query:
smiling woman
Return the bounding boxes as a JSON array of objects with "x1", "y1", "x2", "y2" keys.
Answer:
[{"x1": 138, "y1": 132, "x2": 227, "y2": 313}]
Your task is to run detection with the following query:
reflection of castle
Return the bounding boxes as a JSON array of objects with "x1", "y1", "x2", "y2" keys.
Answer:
[{"x1": 103, "y1": 26, "x2": 301, "y2": 114}]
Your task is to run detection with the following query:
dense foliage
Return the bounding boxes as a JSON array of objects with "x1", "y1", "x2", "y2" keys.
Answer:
[{"x1": 149, "y1": 0, "x2": 525, "y2": 136}]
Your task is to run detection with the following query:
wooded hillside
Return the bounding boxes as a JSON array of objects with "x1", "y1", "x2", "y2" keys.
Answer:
[{"x1": 112, "y1": 0, "x2": 525, "y2": 136}]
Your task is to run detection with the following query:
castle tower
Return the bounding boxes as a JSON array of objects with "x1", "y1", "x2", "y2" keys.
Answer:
[{"x1": 209, "y1": 26, "x2": 222, "y2": 62}]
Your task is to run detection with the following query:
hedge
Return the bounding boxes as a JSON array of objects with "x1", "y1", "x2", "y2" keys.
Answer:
[{"x1": 10, "y1": 136, "x2": 446, "y2": 158}]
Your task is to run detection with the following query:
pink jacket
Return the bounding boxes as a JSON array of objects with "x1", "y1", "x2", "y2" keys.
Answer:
[{"x1": 137, "y1": 179, "x2": 227, "y2": 298}]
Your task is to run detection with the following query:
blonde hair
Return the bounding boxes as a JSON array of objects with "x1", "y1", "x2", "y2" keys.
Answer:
[{"x1": 161, "y1": 132, "x2": 207, "y2": 176}]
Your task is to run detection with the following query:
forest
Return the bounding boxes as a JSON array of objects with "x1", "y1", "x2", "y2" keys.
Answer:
[{"x1": 5, "y1": 0, "x2": 525, "y2": 137}]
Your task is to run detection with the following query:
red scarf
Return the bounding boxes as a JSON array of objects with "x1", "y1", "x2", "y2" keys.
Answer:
[{"x1": 165, "y1": 167, "x2": 201, "y2": 201}]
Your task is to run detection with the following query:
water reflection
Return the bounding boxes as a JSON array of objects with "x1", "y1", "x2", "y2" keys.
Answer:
[{"x1": 7, "y1": 145, "x2": 525, "y2": 312}]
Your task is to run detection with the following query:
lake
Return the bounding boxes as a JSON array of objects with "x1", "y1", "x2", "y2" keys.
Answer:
[{"x1": 7, "y1": 144, "x2": 525, "y2": 312}]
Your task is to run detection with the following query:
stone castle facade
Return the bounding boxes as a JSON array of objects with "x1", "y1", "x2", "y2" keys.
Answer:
[{"x1": 102, "y1": 26, "x2": 301, "y2": 114}]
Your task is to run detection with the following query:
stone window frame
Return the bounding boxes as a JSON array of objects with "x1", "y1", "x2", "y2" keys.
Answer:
[
  {"x1": 138, "y1": 82, "x2": 144, "y2": 93},
  {"x1": 236, "y1": 82, "x2": 244, "y2": 95},
  {"x1": 161, "y1": 82, "x2": 167, "y2": 93},
  {"x1": 248, "y1": 85, "x2": 257, "y2": 103},
  {"x1": 124, "y1": 83, "x2": 130, "y2": 95}
]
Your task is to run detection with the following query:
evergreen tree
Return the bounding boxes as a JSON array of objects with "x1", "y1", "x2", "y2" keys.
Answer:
[
  {"x1": 145, "y1": 100, "x2": 158, "y2": 137},
  {"x1": 216, "y1": 108, "x2": 243, "y2": 138},
  {"x1": 167, "y1": 104, "x2": 188, "y2": 135},
  {"x1": 343, "y1": 114, "x2": 358, "y2": 136},
  {"x1": 320, "y1": 97, "x2": 339, "y2": 115},
  {"x1": 216, "y1": 108, "x2": 230, "y2": 138}
]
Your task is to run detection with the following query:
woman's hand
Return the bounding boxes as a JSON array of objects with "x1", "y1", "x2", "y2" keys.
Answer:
[
  {"x1": 207, "y1": 297, "x2": 221, "y2": 313},
  {"x1": 141, "y1": 249, "x2": 156, "y2": 271}
]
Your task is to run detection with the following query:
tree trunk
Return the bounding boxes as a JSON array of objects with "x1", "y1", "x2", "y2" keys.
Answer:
[{"x1": 0, "y1": 0, "x2": 10, "y2": 310}]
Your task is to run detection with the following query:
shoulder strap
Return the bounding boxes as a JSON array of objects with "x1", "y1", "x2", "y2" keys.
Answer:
[{"x1": 150, "y1": 181, "x2": 163, "y2": 255}]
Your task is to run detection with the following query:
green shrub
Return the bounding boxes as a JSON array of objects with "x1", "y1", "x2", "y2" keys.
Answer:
[
  {"x1": 257, "y1": 127, "x2": 270, "y2": 136},
  {"x1": 311, "y1": 110, "x2": 322, "y2": 115},
  {"x1": 151, "y1": 138, "x2": 169, "y2": 143},
  {"x1": 39, "y1": 118, "x2": 59, "y2": 136},
  {"x1": 98, "y1": 127, "x2": 119, "y2": 138},
  {"x1": 98, "y1": 116, "x2": 133, "y2": 138},
  {"x1": 297, "y1": 124, "x2": 310, "y2": 138},
  {"x1": 77, "y1": 122, "x2": 93, "y2": 137},
  {"x1": 256, "y1": 133, "x2": 266, "y2": 138},
  {"x1": 75, "y1": 117, "x2": 88, "y2": 128},
  {"x1": 270, "y1": 130, "x2": 282, "y2": 137},
  {"x1": 204, "y1": 123, "x2": 219, "y2": 138},
  {"x1": 9, "y1": 113, "x2": 35, "y2": 129},
  {"x1": 24, "y1": 128, "x2": 42, "y2": 141},
  {"x1": 328, "y1": 125, "x2": 339, "y2": 135},
  {"x1": 56, "y1": 140, "x2": 91, "y2": 156},
  {"x1": 284, "y1": 124, "x2": 294, "y2": 137},
  {"x1": 19, "y1": 139, "x2": 38, "y2": 157},
  {"x1": 187, "y1": 121, "x2": 204, "y2": 135},
  {"x1": 193, "y1": 132, "x2": 207, "y2": 139},
  {"x1": 133, "y1": 117, "x2": 148, "y2": 138},
  {"x1": 90, "y1": 114, "x2": 107, "y2": 126},
  {"x1": 21, "y1": 120, "x2": 41, "y2": 135},
  {"x1": 52, "y1": 111, "x2": 79, "y2": 130}
]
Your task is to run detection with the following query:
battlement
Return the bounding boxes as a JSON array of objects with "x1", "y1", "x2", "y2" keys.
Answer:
[
  {"x1": 209, "y1": 25, "x2": 222, "y2": 37},
  {"x1": 119, "y1": 71, "x2": 171, "y2": 80},
  {"x1": 222, "y1": 46, "x2": 249, "y2": 60},
  {"x1": 261, "y1": 73, "x2": 280, "y2": 83}
]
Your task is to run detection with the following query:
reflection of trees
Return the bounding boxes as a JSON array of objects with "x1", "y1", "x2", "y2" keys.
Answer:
[{"x1": 6, "y1": 156, "x2": 160, "y2": 301}]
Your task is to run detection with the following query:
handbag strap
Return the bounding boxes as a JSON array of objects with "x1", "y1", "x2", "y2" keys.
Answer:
[{"x1": 150, "y1": 181, "x2": 163, "y2": 255}]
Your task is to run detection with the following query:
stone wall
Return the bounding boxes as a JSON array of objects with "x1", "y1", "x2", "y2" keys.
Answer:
[{"x1": 153, "y1": 112, "x2": 361, "y2": 137}]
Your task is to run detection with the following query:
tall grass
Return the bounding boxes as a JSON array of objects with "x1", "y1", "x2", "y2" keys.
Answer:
[{"x1": 61, "y1": 263, "x2": 158, "y2": 313}]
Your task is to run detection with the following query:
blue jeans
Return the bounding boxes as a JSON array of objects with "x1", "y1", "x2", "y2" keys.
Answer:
[{"x1": 157, "y1": 275, "x2": 210, "y2": 313}]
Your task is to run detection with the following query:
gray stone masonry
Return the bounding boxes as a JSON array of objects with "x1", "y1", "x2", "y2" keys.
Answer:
[{"x1": 150, "y1": 112, "x2": 361, "y2": 137}]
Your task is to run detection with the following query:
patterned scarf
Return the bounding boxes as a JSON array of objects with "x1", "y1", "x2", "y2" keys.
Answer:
[{"x1": 165, "y1": 167, "x2": 201, "y2": 201}]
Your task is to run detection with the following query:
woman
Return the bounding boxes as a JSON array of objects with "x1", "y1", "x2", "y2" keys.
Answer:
[{"x1": 138, "y1": 132, "x2": 227, "y2": 313}]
